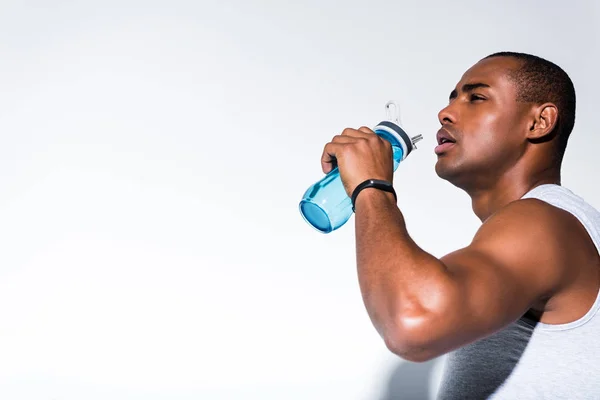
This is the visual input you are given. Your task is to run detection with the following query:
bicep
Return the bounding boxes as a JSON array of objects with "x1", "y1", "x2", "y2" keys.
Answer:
[
  {"x1": 441, "y1": 246, "x2": 547, "y2": 334},
  {"x1": 417, "y1": 201, "x2": 568, "y2": 355}
]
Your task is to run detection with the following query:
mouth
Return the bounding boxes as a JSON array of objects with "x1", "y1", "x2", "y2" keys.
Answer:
[{"x1": 435, "y1": 128, "x2": 456, "y2": 155}]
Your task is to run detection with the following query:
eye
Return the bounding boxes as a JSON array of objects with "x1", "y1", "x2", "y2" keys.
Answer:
[{"x1": 470, "y1": 94, "x2": 486, "y2": 102}]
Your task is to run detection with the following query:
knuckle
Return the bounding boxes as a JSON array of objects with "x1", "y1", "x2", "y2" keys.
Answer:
[
  {"x1": 357, "y1": 138, "x2": 371, "y2": 150},
  {"x1": 366, "y1": 135, "x2": 380, "y2": 146},
  {"x1": 374, "y1": 134, "x2": 389, "y2": 146}
]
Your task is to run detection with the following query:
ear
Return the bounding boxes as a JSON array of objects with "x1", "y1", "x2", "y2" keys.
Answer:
[{"x1": 528, "y1": 103, "x2": 558, "y2": 142}]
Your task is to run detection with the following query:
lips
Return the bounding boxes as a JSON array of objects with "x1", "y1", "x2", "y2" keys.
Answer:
[
  {"x1": 436, "y1": 128, "x2": 456, "y2": 145},
  {"x1": 435, "y1": 128, "x2": 456, "y2": 155}
]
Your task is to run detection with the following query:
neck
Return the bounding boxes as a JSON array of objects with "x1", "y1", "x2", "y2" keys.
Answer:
[{"x1": 466, "y1": 167, "x2": 561, "y2": 222}]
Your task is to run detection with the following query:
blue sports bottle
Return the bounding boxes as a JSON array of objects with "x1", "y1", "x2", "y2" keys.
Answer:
[{"x1": 299, "y1": 105, "x2": 422, "y2": 233}]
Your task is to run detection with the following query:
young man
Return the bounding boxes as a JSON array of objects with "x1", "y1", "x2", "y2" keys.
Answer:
[{"x1": 321, "y1": 52, "x2": 600, "y2": 398}]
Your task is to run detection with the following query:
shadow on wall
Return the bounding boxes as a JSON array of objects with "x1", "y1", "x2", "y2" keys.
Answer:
[{"x1": 379, "y1": 356, "x2": 446, "y2": 400}]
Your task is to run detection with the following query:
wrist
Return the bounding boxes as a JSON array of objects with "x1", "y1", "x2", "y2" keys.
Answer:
[{"x1": 352, "y1": 179, "x2": 397, "y2": 212}]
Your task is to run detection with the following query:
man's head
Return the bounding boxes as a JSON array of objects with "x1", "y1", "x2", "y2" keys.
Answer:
[{"x1": 435, "y1": 52, "x2": 576, "y2": 191}]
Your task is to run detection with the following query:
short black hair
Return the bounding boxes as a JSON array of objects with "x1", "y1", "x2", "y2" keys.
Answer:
[{"x1": 484, "y1": 51, "x2": 576, "y2": 164}]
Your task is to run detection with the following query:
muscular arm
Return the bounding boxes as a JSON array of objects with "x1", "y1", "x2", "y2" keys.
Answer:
[{"x1": 353, "y1": 189, "x2": 574, "y2": 362}]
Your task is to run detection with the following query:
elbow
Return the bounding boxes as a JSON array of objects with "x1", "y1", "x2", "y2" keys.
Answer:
[
  {"x1": 381, "y1": 275, "x2": 457, "y2": 362},
  {"x1": 382, "y1": 314, "x2": 444, "y2": 363},
  {"x1": 383, "y1": 331, "x2": 438, "y2": 363}
]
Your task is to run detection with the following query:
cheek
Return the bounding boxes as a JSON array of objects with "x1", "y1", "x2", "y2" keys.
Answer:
[{"x1": 464, "y1": 112, "x2": 507, "y2": 154}]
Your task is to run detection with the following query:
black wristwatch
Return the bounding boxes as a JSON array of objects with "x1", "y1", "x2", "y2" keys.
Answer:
[{"x1": 351, "y1": 179, "x2": 397, "y2": 212}]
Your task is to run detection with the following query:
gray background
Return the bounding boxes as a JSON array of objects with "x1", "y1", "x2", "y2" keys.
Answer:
[{"x1": 0, "y1": 1, "x2": 598, "y2": 399}]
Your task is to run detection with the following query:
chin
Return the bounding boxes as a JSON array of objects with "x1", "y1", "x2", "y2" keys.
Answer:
[
  {"x1": 435, "y1": 158, "x2": 464, "y2": 187},
  {"x1": 434, "y1": 157, "x2": 453, "y2": 179}
]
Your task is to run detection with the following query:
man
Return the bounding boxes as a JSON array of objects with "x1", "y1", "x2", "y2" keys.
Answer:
[{"x1": 321, "y1": 52, "x2": 600, "y2": 398}]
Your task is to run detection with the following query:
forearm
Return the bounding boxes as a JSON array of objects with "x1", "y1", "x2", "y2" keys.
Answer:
[{"x1": 353, "y1": 188, "x2": 455, "y2": 352}]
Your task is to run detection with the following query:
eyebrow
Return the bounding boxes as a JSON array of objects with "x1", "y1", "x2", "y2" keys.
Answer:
[{"x1": 449, "y1": 82, "x2": 491, "y2": 100}]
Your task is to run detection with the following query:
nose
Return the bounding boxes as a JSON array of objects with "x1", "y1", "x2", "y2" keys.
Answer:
[{"x1": 438, "y1": 103, "x2": 456, "y2": 126}]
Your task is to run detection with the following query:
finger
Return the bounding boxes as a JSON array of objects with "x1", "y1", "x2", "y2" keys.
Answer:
[
  {"x1": 357, "y1": 126, "x2": 375, "y2": 135},
  {"x1": 356, "y1": 126, "x2": 386, "y2": 147},
  {"x1": 321, "y1": 142, "x2": 345, "y2": 174},
  {"x1": 331, "y1": 134, "x2": 360, "y2": 144},
  {"x1": 340, "y1": 127, "x2": 371, "y2": 138}
]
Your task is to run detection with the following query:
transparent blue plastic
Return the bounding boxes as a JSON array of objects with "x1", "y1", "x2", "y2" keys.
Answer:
[{"x1": 299, "y1": 121, "x2": 417, "y2": 233}]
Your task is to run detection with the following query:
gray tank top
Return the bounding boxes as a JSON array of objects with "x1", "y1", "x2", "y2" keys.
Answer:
[{"x1": 436, "y1": 184, "x2": 600, "y2": 399}]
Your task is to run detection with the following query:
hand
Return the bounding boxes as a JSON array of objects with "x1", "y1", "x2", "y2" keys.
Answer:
[{"x1": 321, "y1": 126, "x2": 394, "y2": 196}]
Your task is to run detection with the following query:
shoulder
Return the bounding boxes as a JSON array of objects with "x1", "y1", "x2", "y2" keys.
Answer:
[
  {"x1": 467, "y1": 197, "x2": 592, "y2": 294},
  {"x1": 476, "y1": 197, "x2": 586, "y2": 248},
  {"x1": 443, "y1": 198, "x2": 591, "y2": 301}
]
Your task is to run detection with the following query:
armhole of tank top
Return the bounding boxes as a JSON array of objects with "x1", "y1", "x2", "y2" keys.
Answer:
[
  {"x1": 521, "y1": 185, "x2": 600, "y2": 331},
  {"x1": 536, "y1": 289, "x2": 600, "y2": 331}
]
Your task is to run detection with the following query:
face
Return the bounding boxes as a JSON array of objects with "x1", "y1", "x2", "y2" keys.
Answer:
[{"x1": 435, "y1": 57, "x2": 531, "y2": 190}]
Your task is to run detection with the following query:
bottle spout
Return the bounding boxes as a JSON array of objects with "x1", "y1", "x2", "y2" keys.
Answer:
[{"x1": 411, "y1": 134, "x2": 423, "y2": 149}]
